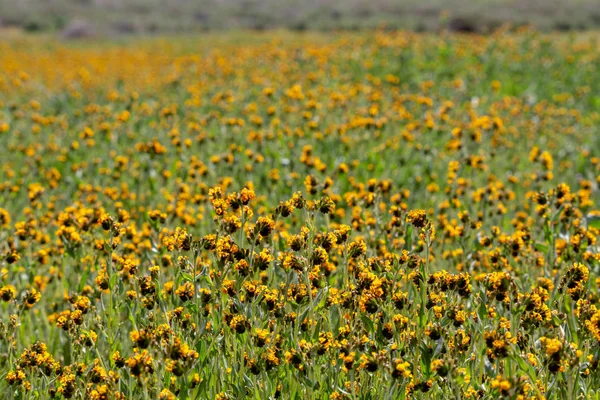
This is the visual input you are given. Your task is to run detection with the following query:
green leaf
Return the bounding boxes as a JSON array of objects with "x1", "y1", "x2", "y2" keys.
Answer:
[
  {"x1": 512, "y1": 353, "x2": 530, "y2": 373},
  {"x1": 186, "y1": 302, "x2": 199, "y2": 314},
  {"x1": 419, "y1": 342, "x2": 433, "y2": 377},
  {"x1": 310, "y1": 286, "x2": 328, "y2": 311},
  {"x1": 534, "y1": 242, "x2": 548, "y2": 253},
  {"x1": 301, "y1": 374, "x2": 318, "y2": 389},
  {"x1": 477, "y1": 298, "x2": 488, "y2": 322},
  {"x1": 109, "y1": 271, "x2": 118, "y2": 289},
  {"x1": 243, "y1": 374, "x2": 254, "y2": 389},
  {"x1": 313, "y1": 319, "x2": 322, "y2": 341},
  {"x1": 404, "y1": 225, "x2": 413, "y2": 250},
  {"x1": 298, "y1": 305, "x2": 311, "y2": 324},
  {"x1": 360, "y1": 313, "x2": 375, "y2": 333},
  {"x1": 77, "y1": 267, "x2": 90, "y2": 292},
  {"x1": 196, "y1": 337, "x2": 207, "y2": 362},
  {"x1": 63, "y1": 339, "x2": 72, "y2": 366},
  {"x1": 587, "y1": 215, "x2": 600, "y2": 230}
]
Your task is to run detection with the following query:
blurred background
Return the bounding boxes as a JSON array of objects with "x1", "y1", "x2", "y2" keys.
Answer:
[{"x1": 1, "y1": 0, "x2": 600, "y2": 37}]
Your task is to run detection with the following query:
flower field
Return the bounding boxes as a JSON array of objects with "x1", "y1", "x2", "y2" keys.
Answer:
[{"x1": 1, "y1": 30, "x2": 600, "y2": 399}]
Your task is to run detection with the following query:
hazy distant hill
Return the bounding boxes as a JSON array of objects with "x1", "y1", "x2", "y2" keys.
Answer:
[{"x1": 1, "y1": 0, "x2": 600, "y2": 35}]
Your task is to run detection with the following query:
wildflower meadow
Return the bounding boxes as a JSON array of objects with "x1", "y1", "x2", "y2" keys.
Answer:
[{"x1": 1, "y1": 29, "x2": 600, "y2": 399}]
